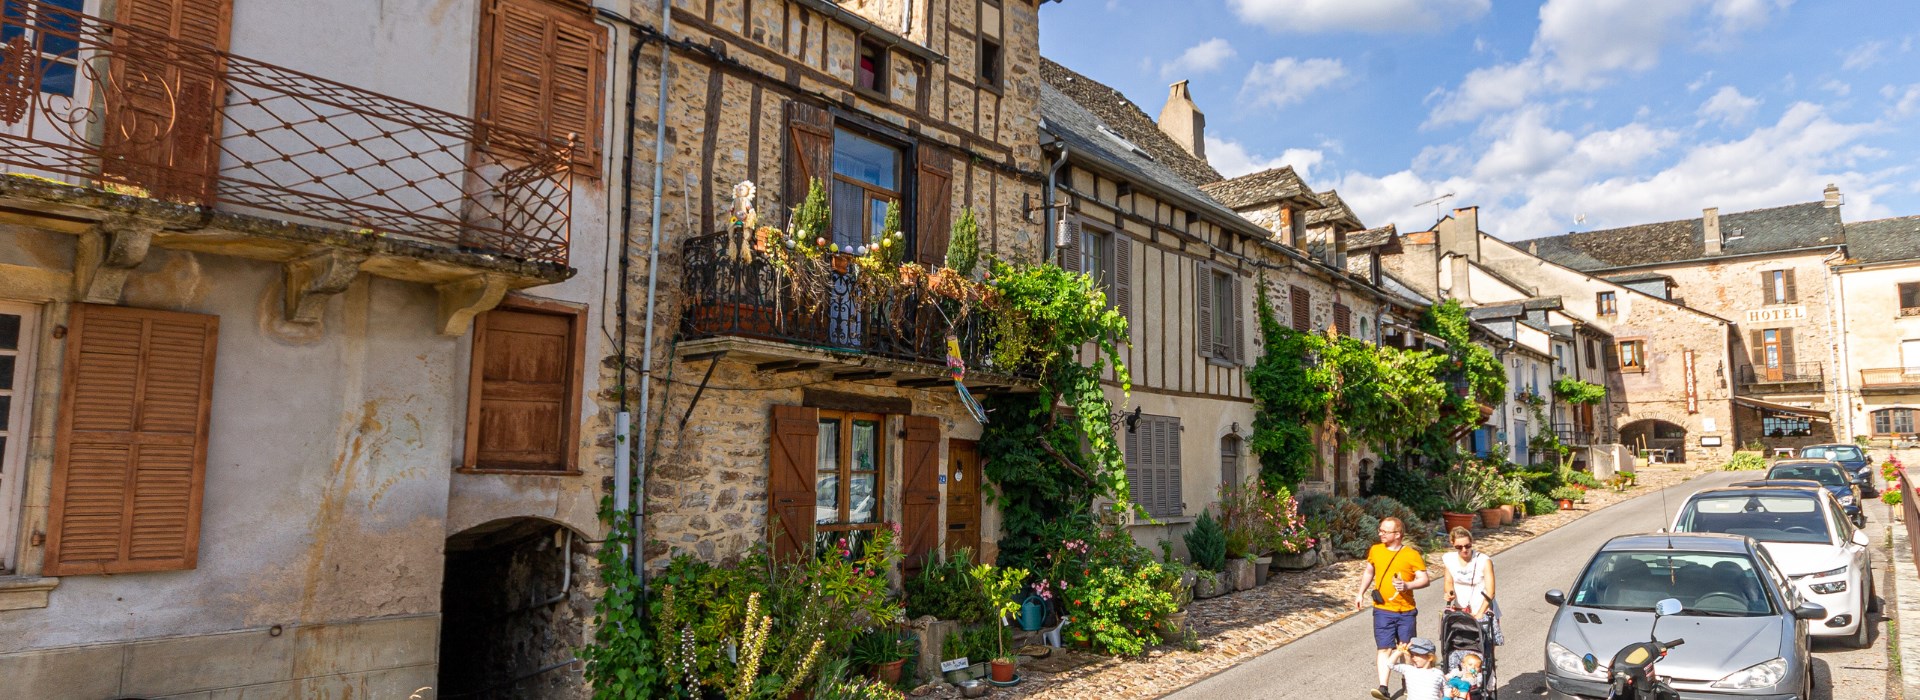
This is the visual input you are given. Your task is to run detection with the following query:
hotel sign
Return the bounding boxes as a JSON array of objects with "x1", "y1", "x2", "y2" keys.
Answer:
[{"x1": 1744, "y1": 306, "x2": 1807, "y2": 324}]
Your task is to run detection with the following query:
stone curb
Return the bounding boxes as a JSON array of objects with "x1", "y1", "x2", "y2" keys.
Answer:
[{"x1": 1890, "y1": 502, "x2": 1919, "y2": 700}]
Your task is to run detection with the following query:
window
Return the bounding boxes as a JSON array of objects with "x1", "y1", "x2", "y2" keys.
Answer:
[
  {"x1": 477, "y1": 0, "x2": 608, "y2": 172},
  {"x1": 0, "y1": 302, "x2": 36, "y2": 574},
  {"x1": 814, "y1": 411, "x2": 884, "y2": 531},
  {"x1": 1220, "y1": 434, "x2": 1241, "y2": 487},
  {"x1": 1083, "y1": 228, "x2": 1111, "y2": 293},
  {"x1": 1554, "y1": 345, "x2": 1569, "y2": 376},
  {"x1": 1585, "y1": 339, "x2": 1597, "y2": 369},
  {"x1": 1762, "y1": 269, "x2": 1797, "y2": 305},
  {"x1": 2, "y1": 0, "x2": 84, "y2": 97},
  {"x1": 1290, "y1": 284, "x2": 1310, "y2": 332},
  {"x1": 1900, "y1": 282, "x2": 1920, "y2": 317},
  {"x1": 1596, "y1": 291, "x2": 1617, "y2": 316},
  {"x1": 978, "y1": 37, "x2": 1002, "y2": 90},
  {"x1": 1198, "y1": 263, "x2": 1244, "y2": 364},
  {"x1": 1904, "y1": 339, "x2": 1920, "y2": 371},
  {"x1": 1333, "y1": 303, "x2": 1352, "y2": 336},
  {"x1": 1618, "y1": 339, "x2": 1646, "y2": 372},
  {"x1": 1763, "y1": 416, "x2": 1811, "y2": 438},
  {"x1": 857, "y1": 38, "x2": 887, "y2": 94},
  {"x1": 464, "y1": 298, "x2": 586, "y2": 472},
  {"x1": 1358, "y1": 315, "x2": 1371, "y2": 342},
  {"x1": 1872, "y1": 408, "x2": 1916, "y2": 436},
  {"x1": 1211, "y1": 269, "x2": 1233, "y2": 355},
  {"x1": 1124, "y1": 414, "x2": 1181, "y2": 518},
  {"x1": 830, "y1": 128, "x2": 903, "y2": 251}
]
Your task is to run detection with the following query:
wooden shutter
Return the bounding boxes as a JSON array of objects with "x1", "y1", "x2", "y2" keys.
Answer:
[
  {"x1": 477, "y1": 0, "x2": 608, "y2": 172},
  {"x1": 784, "y1": 100, "x2": 834, "y2": 211},
  {"x1": 768, "y1": 405, "x2": 820, "y2": 562},
  {"x1": 1778, "y1": 327, "x2": 1796, "y2": 369},
  {"x1": 1290, "y1": 285, "x2": 1311, "y2": 332},
  {"x1": 1154, "y1": 416, "x2": 1182, "y2": 518},
  {"x1": 45, "y1": 304, "x2": 218, "y2": 575},
  {"x1": 1195, "y1": 261, "x2": 1214, "y2": 358},
  {"x1": 1230, "y1": 275, "x2": 1246, "y2": 365},
  {"x1": 464, "y1": 300, "x2": 584, "y2": 472},
  {"x1": 901, "y1": 416, "x2": 940, "y2": 577},
  {"x1": 1604, "y1": 342, "x2": 1620, "y2": 370},
  {"x1": 1749, "y1": 329, "x2": 1766, "y2": 368},
  {"x1": 105, "y1": 0, "x2": 233, "y2": 202},
  {"x1": 1782, "y1": 269, "x2": 1798, "y2": 304},
  {"x1": 1112, "y1": 235, "x2": 1131, "y2": 321},
  {"x1": 913, "y1": 143, "x2": 953, "y2": 267},
  {"x1": 1334, "y1": 304, "x2": 1352, "y2": 337},
  {"x1": 1060, "y1": 217, "x2": 1084, "y2": 272}
]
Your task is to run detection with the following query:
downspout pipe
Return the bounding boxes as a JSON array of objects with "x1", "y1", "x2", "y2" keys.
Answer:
[
  {"x1": 606, "y1": 10, "x2": 642, "y2": 566},
  {"x1": 631, "y1": 0, "x2": 673, "y2": 580},
  {"x1": 1041, "y1": 132, "x2": 1068, "y2": 264}
]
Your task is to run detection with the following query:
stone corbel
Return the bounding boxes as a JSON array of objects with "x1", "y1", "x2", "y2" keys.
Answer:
[
  {"x1": 282, "y1": 249, "x2": 366, "y2": 324},
  {"x1": 73, "y1": 217, "x2": 156, "y2": 304},
  {"x1": 436, "y1": 273, "x2": 510, "y2": 336}
]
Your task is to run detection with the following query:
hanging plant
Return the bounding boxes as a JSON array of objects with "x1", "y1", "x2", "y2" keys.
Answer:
[{"x1": 1551, "y1": 377, "x2": 1606, "y2": 405}]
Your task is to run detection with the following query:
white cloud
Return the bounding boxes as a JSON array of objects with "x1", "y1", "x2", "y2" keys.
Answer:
[
  {"x1": 1160, "y1": 38, "x2": 1236, "y2": 80},
  {"x1": 1821, "y1": 80, "x2": 1852, "y2": 97},
  {"x1": 1710, "y1": 0, "x2": 1793, "y2": 33},
  {"x1": 1687, "y1": 71, "x2": 1715, "y2": 93},
  {"x1": 1887, "y1": 84, "x2": 1920, "y2": 118},
  {"x1": 1205, "y1": 137, "x2": 1326, "y2": 180},
  {"x1": 1572, "y1": 123, "x2": 1679, "y2": 172},
  {"x1": 1698, "y1": 86, "x2": 1762, "y2": 126},
  {"x1": 1428, "y1": 60, "x2": 1544, "y2": 126},
  {"x1": 1227, "y1": 0, "x2": 1491, "y2": 33},
  {"x1": 1474, "y1": 109, "x2": 1576, "y2": 180},
  {"x1": 1843, "y1": 40, "x2": 1887, "y2": 70},
  {"x1": 1240, "y1": 57, "x2": 1349, "y2": 110}
]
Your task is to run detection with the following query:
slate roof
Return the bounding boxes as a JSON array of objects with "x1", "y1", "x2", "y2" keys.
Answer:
[
  {"x1": 1844, "y1": 214, "x2": 1920, "y2": 264},
  {"x1": 1601, "y1": 271, "x2": 1674, "y2": 284},
  {"x1": 1528, "y1": 201, "x2": 1845, "y2": 271},
  {"x1": 1200, "y1": 167, "x2": 1324, "y2": 210},
  {"x1": 1380, "y1": 270, "x2": 1434, "y2": 309},
  {"x1": 1348, "y1": 224, "x2": 1399, "y2": 250},
  {"x1": 1040, "y1": 58, "x2": 1223, "y2": 188},
  {"x1": 1306, "y1": 190, "x2": 1363, "y2": 229}
]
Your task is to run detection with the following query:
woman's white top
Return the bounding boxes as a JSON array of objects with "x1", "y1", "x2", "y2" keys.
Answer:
[{"x1": 1444, "y1": 550, "x2": 1498, "y2": 617}]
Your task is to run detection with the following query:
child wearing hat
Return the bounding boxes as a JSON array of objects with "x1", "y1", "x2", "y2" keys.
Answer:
[{"x1": 1387, "y1": 637, "x2": 1447, "y2": 700}]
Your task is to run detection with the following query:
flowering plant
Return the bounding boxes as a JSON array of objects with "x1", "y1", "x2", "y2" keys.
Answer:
[
  {"x1": 971, "y1": 563, "x2": 1030, "y2": 663},
  {"x1": 1257, "y1": 486, "x2": 1317, "y2": 555}
]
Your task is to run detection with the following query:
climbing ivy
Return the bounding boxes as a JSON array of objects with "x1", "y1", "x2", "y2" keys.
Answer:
[
  {"x1": 1411, "y1": 299, "x2": 1508, "y2": 466},
  {"x1": 1246, "y1": 287, "x2": 1330, "y2": 490},
  {"x1": 580, "y1": 502, "x2": 665, "y2": 699},
  {"x1": 1552, "y1": 376, "x2": 1606, "y2": 405}
]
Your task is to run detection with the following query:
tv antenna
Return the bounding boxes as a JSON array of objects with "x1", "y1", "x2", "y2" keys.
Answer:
[{"x1": 1415, "y1": 192, "x2": 1456, "y2": 221}]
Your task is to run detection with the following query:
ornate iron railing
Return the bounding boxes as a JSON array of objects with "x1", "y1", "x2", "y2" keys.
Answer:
[
  {"x1": 680, "y1": 229, "x2": 1006, "y2": 372},
  {"x1": 0, "y1": 0, "x2": 572, "y2": 264},
  {"x1": 1860, "y1": 367, "x2": 1920, "y2": 389},
  {"x1": 1551, "y1": 422, "x2": 1594, "y2": 446},
  {"x1": 1736, "y1": 362, "x2": 1825, "y2": 386}
]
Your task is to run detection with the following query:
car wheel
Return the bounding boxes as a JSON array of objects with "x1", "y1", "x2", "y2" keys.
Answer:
[
  {"x1": 1869, "y1": 568, "x2": 1882, "y2": 613},
  {"x1": 1847, "y1": 592, "x2": 1872, "y2": 648}
]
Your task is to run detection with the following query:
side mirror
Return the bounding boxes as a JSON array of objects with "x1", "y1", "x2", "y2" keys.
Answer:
[
  {"x1": 1853, "y1": 530, "x2": 1871, "y2": 548},
  {"x1": 1654, "y1": 598, "x2": 1683, "y2": 617},
  {"x1": 1545, "y1": 589, "x2": 1567, "y2": 606},
  {"x1": 1792, "y1": 602, "x2": 1828, "y2": 621}
]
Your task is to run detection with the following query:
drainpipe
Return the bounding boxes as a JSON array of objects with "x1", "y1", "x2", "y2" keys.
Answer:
[
  {"x1": 610, "y1": 27, "x2": 641, "y2": 563},
  {"x1": 630, "y1": 0, "x2": 673, "y2": 580},
  {"x1": 1041, "y1": 132, "x2": 1068, "y2": 264}
]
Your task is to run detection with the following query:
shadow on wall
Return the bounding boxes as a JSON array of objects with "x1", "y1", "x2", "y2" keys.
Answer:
[{"x1": 439, "y1": 517, "x2": 592, "y2": 699}]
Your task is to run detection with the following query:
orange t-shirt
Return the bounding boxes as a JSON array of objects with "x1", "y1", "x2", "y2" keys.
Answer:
[{"x1": 1367, "y1": 543, "x2": 1426, "y2": 612}]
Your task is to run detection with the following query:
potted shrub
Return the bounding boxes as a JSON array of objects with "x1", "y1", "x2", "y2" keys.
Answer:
[
  {"x1": 972, "y1": 564, "x2": 1028, "y2": 683},
  {"x1": 1440, "y1": 471, "x2": 1482, "y2": 532},
  {"x1": 1217, "y1": 485, "x2": 1258, "y2": 591},
  {"x1": 852, "y1": 626, "x2": 915, "y2": 684},
  {"x1": 1550, "y1": 485, "x2": 1585, "y2": 510},
  {"x1": 1156, "y1": 562, "x2": 1195, "y2": 643},
  {"x1": 1495, "y1": 476, "x2": 1524, "y2": 525},
  {"x1": 1184, "y1": 511, "x2": 1229, "y2": 597}
]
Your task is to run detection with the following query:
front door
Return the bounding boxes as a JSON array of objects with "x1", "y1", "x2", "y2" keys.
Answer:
[
  {"x1": 1763, "y1": 329, "x2": 1783, "y2": 381},
  {"x1": 945, "y1": 439, "x2": 981, "y2": 559}
]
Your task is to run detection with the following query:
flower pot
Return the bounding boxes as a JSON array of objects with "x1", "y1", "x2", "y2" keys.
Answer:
[
  {"x1": 991, "y1": 659, "x2": 1016, "y2": 682},
  {"x1": 1443, "y1": 511, "x2": 1476, "y2": 532},
  {"x1": 1225, "y1": 558, "x2": 1256, "y2": 591},
  {"x1": 1557, "y1": 498, "x2": 1574, "y2": 510},
  {"x1": 1195, "y1": 571, "x2": 1227, "y2": 599},
  {"x1": 1477, "y1": 508, "x2": 1505, "y2": 529},
  {"x1": 1272, "y1": 548, "x2": 1318, "y2": 571},
  {"x1": 1498, "y1": 504, "x2": 1516, "y2": 525},
  {"x1": 1158, "y1": 611, "x2": 1190, "y2": 643},
  {"x1": 872, "y1": 659, "x2": 905, "y2": 684},
  {"x1": 1253, "y1": 556, "x2": 1273, "y2": 585}
]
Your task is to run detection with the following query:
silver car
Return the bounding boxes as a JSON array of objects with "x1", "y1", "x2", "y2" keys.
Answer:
[{"x1": 1543, "y1": 533, "x2": 1822, "y2": 700}]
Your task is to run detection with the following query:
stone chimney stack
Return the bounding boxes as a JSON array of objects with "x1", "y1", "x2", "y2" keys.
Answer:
[
  {"x1": 1824, "y1": 183, "x2": 1843, "y2": 208},
  {"x1": 1702, "y1": 207, "x2": 1722, "y2": 256},
  {"x1": 1157, "y1": 80, "x2": 1206, "y2": 161}
]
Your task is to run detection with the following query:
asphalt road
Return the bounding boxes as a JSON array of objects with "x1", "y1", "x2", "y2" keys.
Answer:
[{"x1": 1165, "y1": 469, "x2": 1894, "y2": 700}]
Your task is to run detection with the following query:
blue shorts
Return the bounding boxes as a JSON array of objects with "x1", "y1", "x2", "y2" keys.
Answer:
[{"x1": 1373, "y1": 608, "x2": 1418, "y2": 649}]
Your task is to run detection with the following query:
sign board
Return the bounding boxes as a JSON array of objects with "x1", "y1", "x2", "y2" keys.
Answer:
[
  {"x1": 941, "y1": 658, "x2": 971, "y2": 673},
  {"x1": 1683, "y1": 350, "x2": 1698, "y2": 414},
  {"x1": 1700, "y1": 436, "x2": 1723, "y2": 447},
  {"x1": 1744, "y1": 306, "x2": 1807, "y2": 324}
]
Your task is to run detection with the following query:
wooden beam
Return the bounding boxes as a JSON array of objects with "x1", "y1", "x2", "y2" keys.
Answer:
[
  {"x1": 833, "y1": 370, "x2": 893, "y2": 381},
  {"x1": 894, "y1": 378, "x2": 950, "y2": 388},
  {"x1": 758, "y1": 360, "x2": 821, "y2": 374}
]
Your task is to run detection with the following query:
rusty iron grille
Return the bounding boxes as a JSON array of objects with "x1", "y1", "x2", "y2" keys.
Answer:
[{"x1": 0, "y1": 0, "x2": 573, "y2": 264}]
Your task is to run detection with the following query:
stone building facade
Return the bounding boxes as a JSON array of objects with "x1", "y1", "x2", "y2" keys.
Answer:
[{"x1": 1832, "y1": 214, "x2": 1920, "y2": 444}]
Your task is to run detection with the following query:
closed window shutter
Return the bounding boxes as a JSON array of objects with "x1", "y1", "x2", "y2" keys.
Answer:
[
  {"x1": 1760, "y1": 271, "x2": 1776, "y2": 304},
  {"x1": 784, "y1": 101, "x2": 834, "y2": 213},
  {"x1": 45, "y1": 304, "x2": 218, "y2": 576},
  {"x1": 464, "y1": 302, "x2": 584, "y2": 471},
  {"x1": 1334, "y1": 304, "x2": 1352, "y2": 337},
  {"x1": 900, "y1": 416, "x2": 940, "y2": 577},
  {"x1": 1230, "y1": 275, "x2": 1246, "y2": 365},
  {"x1": 1112, "y1": 235, "x2": 1131, "y2": 322},
  {"x1": 105, "y1": 0, "x2": 232, "y2": 201},
  {"x1": 1194, "y1": 261, "x2": 1214, "y2": 358},
  {"x1": 1161, "y1": 416, "x2": 1182, "y2": 518},
  {"x1": 1290, "y1": 285, "x2": 1310, "y2": 332},
  {"x1": 1060, "y1": 217, "x2": 1084, "y2": 272},
  {"x1": 1749, "y1": 329, "x2": 1766, "y2": 368},
  {"x1": 913, "y1": 143, "x2": 953, "y2": 266},
  {"x1": 768, "y1": 405, "x2": 820, "y2": 561},
  {"x1": 1124, "y1": 420, "x2": 1143, "y2": 512},
  {"x1": 478, "y1": 0, "x2": 607, "y2": 173},
  {"x1": 1604, "y1": 342, "x2": 1620, "y2": 370},
  {"x1": 1779, "y1": 327, "x2": 1796, "y2": 368},
  {"x1": 1783, "y1": 269, "x2": 1798, "y2": 303}
]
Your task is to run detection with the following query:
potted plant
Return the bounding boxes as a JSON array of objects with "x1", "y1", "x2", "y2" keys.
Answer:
[
  {"x1": 851, "y1": 626, "x2": 915, "y2": 684},
  {"x1": 1494, "y1": 476, "x2": 1523, "y2": 525},
  {"x1": 1440, "y1": 471, "x2": 1483, "y2": 531},
  {"x1": 1185, "y1": 511, "x2": 1228, "y2": 596},
  {"x1": 1550, "y1": 485, "x2": 1585, "y2": 510},
  {"x1": 1156, "y1": 562, "x2": 1195, "y2": 643},
  {"x1": 972, "y1": 564, "x2": 1029, "y2": 683}
]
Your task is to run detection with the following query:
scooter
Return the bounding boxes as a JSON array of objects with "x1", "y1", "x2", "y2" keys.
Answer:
[{"x1": 1581, "y1": 598, "x2": 1686, "y2": 700}]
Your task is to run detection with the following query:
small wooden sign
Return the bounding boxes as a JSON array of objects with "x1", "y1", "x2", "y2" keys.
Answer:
[{"x1": 941, "y1": 657, "x2": 971, "y2": 673}]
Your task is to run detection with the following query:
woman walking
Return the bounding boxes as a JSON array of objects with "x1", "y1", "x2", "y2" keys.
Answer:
[{"x1": 1442, "y1": 527, "x2": 1498, "y2": 620}]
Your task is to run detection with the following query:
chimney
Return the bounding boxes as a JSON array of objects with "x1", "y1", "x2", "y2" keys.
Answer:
[
  {"x1": 1702, "y1": 207, "x2": 1722, "y2": 256},
  {"x1": 1157, "y1": 80, "x2": 1206, "y2": 161},
  {"x1": 1529, "y1": 240, "x2": 1538, "y2": 256},
  {"x1": 1824, "y1": 183, "x2": 1843, "y2": 208}
]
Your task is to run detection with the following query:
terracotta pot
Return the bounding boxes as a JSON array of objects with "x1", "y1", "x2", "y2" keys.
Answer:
[
  {"x1": 1558, "y1": 498, "x2": 1574, "y2": 509},
  {"x1": 1443, "y1": 511, "x2": 1476, "y2": 532},
  {"x1": 991, "y1": 659, "x2": 1016, "y2": 682},
  {"x1": 1498, "y1": 504, "x2": 1516, "y2": 524},
  {"x1": 1478, "y1": 508, "x2": 1505, "y2": 529},
  {"x1": 872, "y1": 659, "x2": 905, "y2": 684}
]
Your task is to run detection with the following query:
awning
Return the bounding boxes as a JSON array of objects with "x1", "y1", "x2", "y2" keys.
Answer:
[{"x1": 1733, "y1": 396, "x2": 1831, "y2": 420}]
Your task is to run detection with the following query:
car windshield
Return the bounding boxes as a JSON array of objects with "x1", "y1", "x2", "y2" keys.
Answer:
[
  {"x1": 1571, "y1": 550, "x2": 1776, "y2": 616},
  {"x1": 1675, "y1": 493, "x2": 1832, "y2": 544},
  {"x1": 1801, "y1": 446, "x2": 1864, "y2": 462},
  {"x1": 1766, "y1": 465, "x2": 1848, "y2": 488}
]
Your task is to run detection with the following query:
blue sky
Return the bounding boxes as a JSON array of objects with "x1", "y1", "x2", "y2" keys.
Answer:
[{"x1": 1038, "y1": 0, "x2": 1920, "y2": 240}]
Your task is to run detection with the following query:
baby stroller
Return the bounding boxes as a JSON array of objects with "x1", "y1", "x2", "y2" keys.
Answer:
[{"x1": 1439, "y1": 607, "x2": 1498, "y2": 699}]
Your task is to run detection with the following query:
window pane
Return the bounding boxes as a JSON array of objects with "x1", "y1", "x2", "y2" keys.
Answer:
[
  {"x1": 0, "y1": 395, "x2": 8, "y2": 425},
  {"x1": 832, "y1": 180, "x2": 865, "y2": 250},
  {"x1": 849, "y1": 473, "x2": 877, "y2": 523},
  {"x1": 869, "y1": 197, "x2": 889, "y2": 250},
  {"x1": 1212, "y1": 273, "x2": 1232, "y2": 348},
  {"x1": 0, "y1": 355, "x2": 12, "y2": 389},
  {"x1": 816, "y1": 419, "x2": 840, "y2": 523},
  {"x1": 852, "y1": 419, "x2": 878, "y2": 471},
  {"x1": 832, "y1": 129, "x2": 899, "y2": 190},
  {"x1": 0, "y1": 313, "x2": 18, "y2": 350}
]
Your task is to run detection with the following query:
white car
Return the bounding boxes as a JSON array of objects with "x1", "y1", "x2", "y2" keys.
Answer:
[{"x1": 1669, "y1": 481, "x2": 1877, "y2": 647}]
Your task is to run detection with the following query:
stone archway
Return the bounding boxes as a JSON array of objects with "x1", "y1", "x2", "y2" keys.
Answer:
[
  {"x1": 439, "y1": 517, "x2": 592, "y2": 699},
  {"x1": 1620, "y1": 419, "x2": 1688, "y2": 464}
]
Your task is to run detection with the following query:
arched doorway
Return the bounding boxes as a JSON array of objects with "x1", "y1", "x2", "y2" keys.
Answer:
[
  {"x1": 440, "y1": 518, "x2": 591, "y2": 699},
  {"x1": 1620, "y1": 419, "x2": 1688, "y2": 464}
]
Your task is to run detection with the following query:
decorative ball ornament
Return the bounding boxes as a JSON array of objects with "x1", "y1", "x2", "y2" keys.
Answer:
[
  {"x1": 784, "y1": 239, "x2": 796, "y2": 250},
  {"x1": 830, "y1": 243, "x2": 840, "y2": 253},
  {"x1": 816, "y1": 237, "x2": 828, "y2": 248},
  {"x1": 856, "y1": 246, "x2": 868, "y2": 256}
]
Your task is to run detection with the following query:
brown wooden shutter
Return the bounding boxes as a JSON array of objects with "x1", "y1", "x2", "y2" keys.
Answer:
[
  {"x1": 1759, "y1": 271, "x2": 1775, "y2": 304},
  {"x1": 1604, "y1": 342, "x2": 1620, "y2": 370},
  {"x1": 105, "y1": 0, "x2": 232, "y2": 202},
  {"x1": 1230, "y1": 275, "x2": 1246, "y2": 365},
  {"x1": 1782, "y1": 269, "x2": 1798, "y2": 303},
  {"x1": 1060, "y1": 217, "x2": 1084, "y2": 272},
  {"x1": 464, "y1": 300, "x2": 584, "y2": 472},
  {"x1": 784, "y1": 100, "x2": 834, "y2": 211},
  {"x1": 45, "y1": 304, "x2": 218, "y2": 576},
  {"x1": 913, "y1": 143, "x2": 953, "y2": 267},
  {"x1": 900, "y1": 416, "x2": 940, "y2": 578},
  {"x1": 1112, "y1": 234, "x2": 1131, "y2": 322},
  {"x1": 477, "y1": 0, "x2": 608, "y2": 173},
  {"x1": 1778, "y1": 327, "x2": 1796, "y2": 368},
  {"x1": 768, "y1": 405, "x2": 820, "y2": 562},
  {"x1": 1290, "y1": 285, "x2": 1311, "y2": 332},
  {"x1": 1195, "y1": 261, "x2": 1214, "y2": 358},
  {"x1": 1749, "y1": 329, "x2": 1766, "y2": 368},
  {"x1": 1334, "y1": 304, "x2": 1352, "y2": 337}
]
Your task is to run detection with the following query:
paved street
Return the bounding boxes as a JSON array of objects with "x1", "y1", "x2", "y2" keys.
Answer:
[{"x1": 1167, "y1": 470, "x2": 1895, "y2": 700}]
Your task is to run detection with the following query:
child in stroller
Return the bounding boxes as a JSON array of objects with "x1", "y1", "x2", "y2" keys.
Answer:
[{"x1": 1439, "y1": 608, "x2": 1496, "y2": 699}]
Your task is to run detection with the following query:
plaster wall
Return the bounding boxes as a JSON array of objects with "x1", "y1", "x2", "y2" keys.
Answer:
[{"x1": 1834, "y1": 261, "x2": 1920, "y2": 440}]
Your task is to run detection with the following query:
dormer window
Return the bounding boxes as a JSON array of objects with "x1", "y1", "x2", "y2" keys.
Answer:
[{"x1": 857, "y1": 39, "x2": 887, "y2": 94}]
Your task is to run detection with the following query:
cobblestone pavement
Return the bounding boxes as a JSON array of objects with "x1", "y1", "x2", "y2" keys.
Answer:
[{"x1": 910, "y1": 464, "x2": 1705, "y2": 700}]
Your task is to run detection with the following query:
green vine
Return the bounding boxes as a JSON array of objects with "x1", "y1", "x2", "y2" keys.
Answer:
[
  {"x1": 581, "y1": 503, "x2": 666, "y2": 699},
  {"x1": 1247, "y1": 286, "x2": 1329, "y2": 490},
  {"x1": 1411, "y1": 299, "x2": 1508, "y2": 466},
  {"x1": 1552, "y1": 376, "x2": 1606, "y2": 405}
]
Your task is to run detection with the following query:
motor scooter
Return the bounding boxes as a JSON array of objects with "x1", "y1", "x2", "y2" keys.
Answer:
[{"x1": 1581, "y1": 598, "x2": 1686, "y2": 700}]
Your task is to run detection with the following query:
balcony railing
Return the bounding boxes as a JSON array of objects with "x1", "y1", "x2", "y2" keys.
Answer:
[
  {"x1": 1860, "y1": 367, "x2": 1920, "y2": 390},
  {"x1": 1552, "y1": 422, "x2": 1594, "y2": 446},
  {"x1": 681, "y1": 229, "x2": 1005, "y2": 372},
  {"x1": 0, "y1": 0, "x2": 573, "y2": 264},
  {"x1": 1737, "y1": 362, "x2": 1825, "y2": 386}
]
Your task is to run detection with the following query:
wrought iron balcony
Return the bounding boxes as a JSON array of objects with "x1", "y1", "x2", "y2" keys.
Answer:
[
  {"x1": 680, "y1": 229, "x2": 1012, "y2": 376},
  {"x1": 0, "y1": 0, "x2": 573, "y2": 264},
  {"x1": 1737, "y1": 362, "x2": 1824, "y2": 387},
  {"x1": 1860, "y1": 367, "x2": 1920, "y2": 392},
  {"x1": 1551, "y1": 422, "x2": 1594, "y2": 446}
]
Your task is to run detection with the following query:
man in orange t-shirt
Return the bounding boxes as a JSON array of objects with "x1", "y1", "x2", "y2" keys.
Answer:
[{"x1": 1354, "y1": 516, "x2": 1430, "y2": 700}]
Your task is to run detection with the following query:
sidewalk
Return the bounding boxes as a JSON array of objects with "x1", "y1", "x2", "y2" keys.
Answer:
[{"x1": 1890, "y1": 487, "x2": 1918, "y2": 700}]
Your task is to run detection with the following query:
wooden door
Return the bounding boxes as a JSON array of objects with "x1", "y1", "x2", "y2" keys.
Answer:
[
  {"x1": 1763, "y1": 329, "x2": 1783, "y2": 381},
  {"x1": 901, "y1": 416, "x2": 940, "y2": 578},
  {"x1": 945, "y1": 439, "x2": 981, "y2": 559}
]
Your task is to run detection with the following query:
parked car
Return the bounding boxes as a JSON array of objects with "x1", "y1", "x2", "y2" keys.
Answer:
[
  {"x1": 1670, "y1": 483, "x2": 1876, "y2": 647},
  {"x1": 1763, "y1": 459, "x2": 1866, "y2": 526},
  {"x1": 1542, "y1": 533, "x2": 1818, "y2": 699},
  {"x1": 1797, "y1": 444, "x2": 1876, "y2": 496}
]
